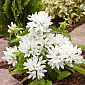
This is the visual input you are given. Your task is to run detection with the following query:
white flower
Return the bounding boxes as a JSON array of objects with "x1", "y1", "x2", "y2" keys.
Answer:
[
  {"x1": 47, "y1": 45, "x2": 65, "y2": 69},
  {"x1": 52, "y1": 34, "x2": 71, "y2": 45},
  {"x1": 59, "y1": 43, "x2": 83, "y2": 66},
  {"x1": 19, "y1": 34, "x2": 41, "y2": 57},
  {"x1": 2, "y1": 46, "x2": 18, "y2": 66},
  {"x1": 46, "y1": 37, "x2": 83, "y2": 69},
  {"x1": 5, "y1": 11, "x2": 83, "y2": 73},
  {"x1": 8, "y1": 22, "x2": 17, "y2": 33},
  {"x1": 23, "y1": 56, "x2": 47, "y2": 80},
  {"x1": 26, "y1": 11, "x2": 53, "y2": 32},
  {"x1": 28, "y1": 11, "x2": 52, "y2": 26}
]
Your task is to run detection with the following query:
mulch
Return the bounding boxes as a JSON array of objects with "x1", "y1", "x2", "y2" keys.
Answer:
[{"x1": 0, "y1": 20, "x2": 85, "y2": 85}]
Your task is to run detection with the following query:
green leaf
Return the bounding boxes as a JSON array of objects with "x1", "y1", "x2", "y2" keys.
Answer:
[
  {"x1": 12, "y1": 51, "x2": 25, "y2": 62},
  {"x1": 65, "y1": 65, "x2": 75, "y2": 73},
  {"x1": 47, "y1": 65, "x2": 58, "y2": 77},
  {"x1": 77, "y1": 46, "x2": 85, "y2": 50},
  {"x1": 81, "y1": 59, "x2": 85, "y2": 64},
  {"x1": 15, "y1": 62, "x2": 25, "y2": 69},
  {"x1": 49, "y1": 27, "x2": 71, "y2": 41},
  {"x1": 9, "y1": 69, "x2": 27, "y2": 75},
  {"x1": 22, "y1": 0, "x2": 30, "y2": 6},
  {"x1": 10, "y1": 38, "x2": 20, "y2": 43},
  {"x1": 45, "y1": 80, "x2": 52, "y2": 85},
  {"x1": 18, "y1": 28, "x2": 29, "y2": 36},
  {"x1": 20, "y1": 76, "x2": 28, "y2": 84},
  {"x1": 19, "y1": 55, "x2": 26, "y2": 62},
  {"x1": 28, "y1": 79, "x2": 36, "y2": 85},
  {"x1": 64, "y1": 31, "x2": 72, "y2": 41},
  {"x1": 54, "y1": 67, "x2": 60, "y2": 73},
  {"x1": 49, "y1": 27, "x2": 65, "y2": 33},
  {"x1": 81, "y1": 63, "x2": 85, "y2": 67},
  {"x1": 37, "y1": 79, "x2": 45, "y2": 85},
  {"x1": 59, "y1": 21, "x2": 71, "y2": 30},
  {"x1": 72, "y1": 63, "x2": 85, "y2": 75},
  {"x1": 12, "y1": 51, "x2": 26, "y2": 69},
  {"x1": 17, "y1": 28, "x2": 24, "y2": 31},
  {"x1": 57, "y1": 71, "x2": 71, "y2": 81},
  {"x1": 12, "y1": 52, "x2": 19, "y2": 56}
]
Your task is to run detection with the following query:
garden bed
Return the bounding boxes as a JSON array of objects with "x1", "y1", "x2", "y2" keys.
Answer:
[
  {"x1": 0, "y1": 19, "x2": 85, "y2": 85},
  {"x1": 51, "y1": 19, "x2": 85, "y2": 32},
  {"x1": 0, "y1": 50, "x2": 85, "y2": 85}
]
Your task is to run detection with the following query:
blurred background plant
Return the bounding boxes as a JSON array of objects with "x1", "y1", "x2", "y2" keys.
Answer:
[
  {"x1": 0, "y1": 0, "x2": 44, "y2": 36},
  {"x1": 43, "y1": 0, "x2": 85, "y2": 24},
  {"x1": 0, "y1": 0, "x2": 10, "y2": 36},
  {"x1": 0, "y1": 0, "x2": 44, "y2": 47}
]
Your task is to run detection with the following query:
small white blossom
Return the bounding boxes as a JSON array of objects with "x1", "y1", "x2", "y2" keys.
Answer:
[
  {"x1": 23, "y1": 56, "x2": 47, "y2": 80},
  {"x1": 8, "y1": 22, "x2": 17, "y2": 33},
  {"x1": 47, "y1": 45, "x2": 65, "y2": 69},
  {"x1": 2, "y1": 46, "x2": 18, "y2": 66}
]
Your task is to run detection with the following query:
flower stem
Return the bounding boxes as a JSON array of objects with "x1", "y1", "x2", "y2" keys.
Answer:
[{"x1": 36, "y1": 78, "x2": 38, "y2": 85}]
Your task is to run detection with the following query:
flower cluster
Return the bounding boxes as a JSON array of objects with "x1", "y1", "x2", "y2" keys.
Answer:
[
  {"x1": 26, "y1": 11, "x2": 52, "y2": 32},
  {"x1": 23, "y1": 56, "x2": 47, "y2": 80},
  {"x1": 2, "y1": 46, "x2": 18, "y2": 66},
  {"x1": 3, "y1": 11, "x2": 83, "y2": 80}
]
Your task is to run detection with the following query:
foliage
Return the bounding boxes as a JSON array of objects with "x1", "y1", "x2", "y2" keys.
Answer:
[
  {"x1": 43, "y1": 0, "x2": 85, "y2": 24},
  {"x1": 59, "y1": 21, "x2": 71, "y2": 30},
  {"x1": 77, "y1": 46, "x2": 85, "y2": 50},
  {"x1": 0, "y1": 0, "x2": 10, "y2": 35},
  {"x1": 3, "y1": 11, "x2": 85, "y2": 85},
  {"x1": 0, "y1": 0, "x2": 44, "y2": 36},
  {"x1": 3, "y1": 0, "x2": 44, "y2": 27}
]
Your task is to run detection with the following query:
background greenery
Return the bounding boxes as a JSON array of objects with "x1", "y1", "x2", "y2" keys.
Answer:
[
  {"x1": 0, "y1": 0, "x2": 44, "y2": 35},
  {"x1": 43, "y1": 0, "x2": 85, "y2": 24}
]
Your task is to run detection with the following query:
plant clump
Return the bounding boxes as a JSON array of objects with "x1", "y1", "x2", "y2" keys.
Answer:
[
  {"x1": 0, "y1": 0, "x2": 44, "y2": 27},
  {"x1": 2, "y1": 11, "x2": 85, "y2": 85}
]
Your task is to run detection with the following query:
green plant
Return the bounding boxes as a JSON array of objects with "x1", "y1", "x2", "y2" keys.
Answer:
[
  {"x1": 0, "y1": 0, "x2": 44, "y2": 28},
  {"x1": 59, "y1": 21, "x2": 71, "y2": 30},
  {"x1": 43, "y1": 0, "x2": 85, "y2": 24},
  {"x1": 0, "y1": 0, "x2": 10, "y2": 35},
  {"x1": 2, "y1": 11, "x2": 85, "y2": 85},
  {"x1": 0, "y1": 0, "x2": 44, "y2": 45}
]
